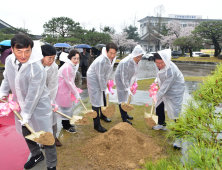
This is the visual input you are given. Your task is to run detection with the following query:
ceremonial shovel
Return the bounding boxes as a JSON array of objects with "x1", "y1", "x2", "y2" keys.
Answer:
[
  {"x1": 52, "y1": 107, "x2": 90, "y2": 125},
  {"x1": 0, "y1": 99, "x2": 55, "y2": 146},
  {"x1": 144, "y1": 100, "x2": 158, "y2": 127},
  {"x1": 101, "y1": 94, "x2": 115, "y2": 118},
  {"x1": 121, "y1": 95, "x2": 134, "y2": 112},
  {"x1": 79, "y1": 99, "x2": 97, "y2": 118}
]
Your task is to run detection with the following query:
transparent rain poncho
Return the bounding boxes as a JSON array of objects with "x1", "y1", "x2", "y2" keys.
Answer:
[
  {"x1": 55, "y1": 52, "x2": 80, "y2": 119},
  {"x1": 87, "y1": 47, "x2": 116, "y2": 107},
  {"x1": 45, "y1": 62, "x2": 58, "y2": 125},
  {"x1": 155, "y1": 49, "x2": 185, "y2": 119},
  {"x1": 115, "y1": 45, "x2": 145, "y2": 104},
  {"x1": 0, "y1": 41, "x2": 53, "y2": 135}
]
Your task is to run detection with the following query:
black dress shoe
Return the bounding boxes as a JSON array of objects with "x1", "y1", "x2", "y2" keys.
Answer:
[
  {"x1": 94, "y1": 125, "x2": 107, "y2": 133},
  {"x1": 47, "y1": 167, "x2": 56, "y2": 170},
  {"x1": 24, "y1": 152, "x2": 44, "y2": 169},
  {"x1": 127, "y1": 114, "x2": 133, "y2": 120},
  {"x1": 123, "y1": 119, "x2": 132, "y2": 125},
  {"x1": 100, "y1": 116, "x2": 111, "y2": 122}
]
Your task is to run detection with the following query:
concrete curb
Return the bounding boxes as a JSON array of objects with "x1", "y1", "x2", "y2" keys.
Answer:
[{"x1": 171, "y1": 60, "x2": 220, "y2": 65}]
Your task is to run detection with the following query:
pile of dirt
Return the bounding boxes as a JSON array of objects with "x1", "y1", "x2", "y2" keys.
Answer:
[
  {"x1": 81, "y1": 122, "x2": 163, "y2": 170},
  {"x1": 34, "y1": 132, "x2": 55, "y2": 146}
]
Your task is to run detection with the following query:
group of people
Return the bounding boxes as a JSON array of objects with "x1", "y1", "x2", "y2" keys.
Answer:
[{"x1": 0, "y1": 33, "x2": 185, "y2": 170}]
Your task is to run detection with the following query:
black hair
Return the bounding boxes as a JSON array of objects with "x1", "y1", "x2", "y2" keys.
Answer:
[
  {"x1": 153, "y1": 53, "x2": 162, "y2": 61},
  {"x1": 41, "y1": 44, "x2": 56, "y2": 57},
  {"x1": 68, "y1": 49, "x2": 81, "y2": 60},
  {"x1": 106, "y1": 42, "x2": 118, "y2": 52},
  {"x1": 11, "y1": 34, "x2": 34, "y2": 49}
]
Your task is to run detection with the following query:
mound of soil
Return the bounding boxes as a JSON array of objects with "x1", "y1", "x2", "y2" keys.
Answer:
[{"x1": 81, "y1": 122, "x2": 163, "y2": 170}]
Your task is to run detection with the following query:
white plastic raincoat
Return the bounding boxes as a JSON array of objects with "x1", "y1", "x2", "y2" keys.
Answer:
[
  {"x1": 55, "y1": 52, "x2": 80, "y2": 119},
  {"x1": 155, "y1": 49, "x2": 185, "y2": 119},
  {"x1": 87, "y1": 47, "x2": 116, "y2": 107},
  {"x1": 0, "y1": 41, "x2": 53, "y2": 135},
  {"x1": 115, "y1": 45, "x2": 145, "y2": 104},
  {"x1": 45, "y1": 62, "x2": 58, "y2": 125}
]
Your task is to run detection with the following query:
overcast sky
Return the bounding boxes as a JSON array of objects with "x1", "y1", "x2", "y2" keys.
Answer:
[{"x1": 1, "y1": 0, "x2": 222, "y2": 35}]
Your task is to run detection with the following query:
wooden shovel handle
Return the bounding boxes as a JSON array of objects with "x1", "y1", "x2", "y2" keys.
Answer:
[
  {"x1": 79, "y1": 99, "x2": 88, "y2": 111},
  {"x1": 106, "y1": 94, "x2": 109, "y2": 107},
  {"x1": 53, "y1": 109, "x2": 72, "y2": 120},
  {"x1": 150, "y1": 100, "x2": 154, "y2": 118},
  {"x1": 127, "y1": 95, "x2": 132, "y2": 105},
  {"x1": 0, "y1": 99, "x2": 37, "y2": 136}
]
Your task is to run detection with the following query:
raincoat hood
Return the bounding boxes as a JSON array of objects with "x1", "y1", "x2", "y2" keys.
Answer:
[
  {"x1": 157, "y1": 49, "x2": 171, "y2": 70},
  {"x1": 59, "y1": 52, "x2": 79, "y2": 74},
  {"x1": 130, "y1": 45, "x2": 146, "y2": 58}
]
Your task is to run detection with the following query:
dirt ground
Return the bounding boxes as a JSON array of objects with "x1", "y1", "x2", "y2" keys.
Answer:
[{"x1": 56, "y1": 99, "x2": 180, "y2": 170}]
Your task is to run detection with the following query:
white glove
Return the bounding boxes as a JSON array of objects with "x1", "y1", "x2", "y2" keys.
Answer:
[
  {"x1": 154, "y1": 78, "x2": 158, "y2": 84},
  {"x1": 18, "y1": 118, "x2": 29, "y2": 126},
  {"x1": 126, "y1": 88, "x2": 133, "y2": 96},
  {"x1": 75, "y1": 93, "x2": 81, "y2": 100},
  {"x1": 105, "y1": 88, "x2": 109, "y2": 95}
]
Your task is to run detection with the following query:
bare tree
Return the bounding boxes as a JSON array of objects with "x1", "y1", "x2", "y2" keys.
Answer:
[
  {"x1": 81, "y1": 21, "x2": 91, "y2": 29},
  {"x1": 129, "y1": 12, "x2": 139, "y2": 27},
  {"x1": 120, "y1": 20, "x2": 128, "y2": 32}
]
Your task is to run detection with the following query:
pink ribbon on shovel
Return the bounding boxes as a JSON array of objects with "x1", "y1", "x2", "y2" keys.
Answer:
[
  {"x1": 146, "y1": 83, "x2": 158, "y2": 107},
  {"x1": 0, "y1": 94, "x2": 20, "y2": 117},
  {"x1": 71, "y1": 87, "x2": 83, "y2": 103},
  {"x1": 130, "y1": 82, "x2": 138, "y2": 95},
  {"x1": 107, "y1": 79, "x2": 115, "y2": 95},
  {"x1": 51, "y1": 103, "x2": 58, "y2": 112}
]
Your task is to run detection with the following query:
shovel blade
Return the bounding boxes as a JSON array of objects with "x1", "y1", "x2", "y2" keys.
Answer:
[
  {"x1": 101, "y1": 105, "x2": 115, "y2": 118},
  {"x1": 121, "y1": 102, "x2": 134, "y2": 112},
  {"x1": 25, "y1": 131, "x2": 55, "y2": 146},
  {"x1": 70, "y1": 115, "x2": 90, "y2": 125},
  {"x1": 144, "y1": 112, "x2": 158, "y2": 124},
  {"x1": 81, "y1": 110, "x2": 97, "y2": 118}
]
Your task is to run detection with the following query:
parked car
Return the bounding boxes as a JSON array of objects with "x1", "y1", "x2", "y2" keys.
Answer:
[
  {"x1": 171, "y1": 51, "x2": 182, "y2": 56},
  {"x1": 199, "y1": 54, "x2": 210, "y2": 57},
  {"x1": 192, "y1": 52, "x2": 204, "y2": 57},
  {"x1": 143, "y1": 52, "x2": 156, "y2": 60}
]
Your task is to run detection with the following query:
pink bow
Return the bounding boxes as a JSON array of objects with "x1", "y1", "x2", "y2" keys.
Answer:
[
  {"x1": 71, "y1": 87, "x2": 83, "y2": 103},
  {"x1": 130, "y1": 82, "x2": 138, "y2": 95},
  {"x1": 107, "y1": 79, "x2": 114, "y2": 95},
  {"x1": 51, "y1": 103, "x2": 58, "y2": 112},
  {"x1": 0, "y1": 94, "x2": 20, "y2": 117},
  {"x1": 146, "y1": 83, "x2": 158, "y2": 106}
]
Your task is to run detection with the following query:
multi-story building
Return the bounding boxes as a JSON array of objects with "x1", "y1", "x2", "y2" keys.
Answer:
[{"x1": 138, "y1": 14, "x2": 219, "y2": 52}]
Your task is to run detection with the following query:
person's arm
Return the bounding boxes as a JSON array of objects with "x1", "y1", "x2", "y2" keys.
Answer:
[
  {"x1": 119, "y1": 63, "x2": 130, "y2": 90},
  {"x1": 62, "y1": 65, "x2": 80, "y2": 99},
  {"x1": 156, "y1": 69, "x2": 175, "y2": 101},
  {"x1": 0, "y1": 70, "x2": 11, "y2": 98},
  {"x1": 47, "y1": 65, "x2": 58, "y2": 103},
  {"x1": 95, "y1": 60, "x2": 107, "y2": 91},
  {"x1": 21, "y1": 68, "x2": 46, "y2": 120}
]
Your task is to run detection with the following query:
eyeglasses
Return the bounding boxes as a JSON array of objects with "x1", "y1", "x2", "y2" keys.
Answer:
[
  {"x1": 45, "y1": 57, "x2": 55, "y2": 61},
  {"x1": 136, "y1": 55, "x2": 143, "y2": 59}
]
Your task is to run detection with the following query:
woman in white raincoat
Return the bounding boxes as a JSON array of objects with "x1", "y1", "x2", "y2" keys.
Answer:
[
  {"x1": 0, "y1": 35, "x2": 57, "y2": 169},
  {"x1": 152, "y1": 49, "x2": 185, "y2": 148},
  {"x1": 115, "y1": 45, "x2": 145, "y2": 125},
  {"x1": 55, "y1": 50, "x2": 81, "y2": 133},
  {"x1": 87, "y1": 43, "x2": 118, "y2": 133},
  {"x1": 41, "y1": 44, "x2": 62, "y2": 147}
]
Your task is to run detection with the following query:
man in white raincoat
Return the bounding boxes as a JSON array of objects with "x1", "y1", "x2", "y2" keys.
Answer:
[
  {"x1": 41, "y1": 44, "x2": 62, "y2": 147},
  {"x1": 115, "y1": 45, "x2": 145, "y2": 125},
  {"x1": 87, "y1": 43, "x2": 117, "y2": 133},
  {"x1": 0, "y1": 34, "x2": 57, "y2": 170},
  {"x1": 152, "y1": 49, "x2": 185, "y2": 148}
]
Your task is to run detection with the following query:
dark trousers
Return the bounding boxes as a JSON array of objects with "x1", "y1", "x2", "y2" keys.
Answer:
[
  {"x1": 92, "y1": 92, "x2": 107, "y2": 127},
  {"x1": 119, "y1": 104, "x2": 127, "y2": 120},
  {"x1": 22, "y1": 126, "x2": 57, "y2": 167},
  {"x1": 81, "y1": 64, "x2": 88, "y2": 77},
  {"x1": 156, "y1": 101, "x2": 166, "y2": 126},
  {"x1": 62, "y1": 120, "x2": 72, "y2": 130}
]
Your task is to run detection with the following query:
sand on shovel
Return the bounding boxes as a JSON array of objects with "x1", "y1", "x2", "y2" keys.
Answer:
[
  {"x1": 102, "y1": 105, "x2": 115, "y2": 118},
  {"x1": 81, "y1": 122, "x2": 163, "y2": 170},
  {"x1": 121, "y1": 102, "x2": 134, "y2": 112},
  {"x1": 34, "y1": 132, "x2": 55, "y2": 146},
  {"x1": 82, "y1": 110, "x2": 97, "y2": 118},
  {"x1": 75, "y1": 116, "x2": 90, "y2": 125},
  {"x1": 145, "y1": 117, "x2": 157, "y2": 127}
]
